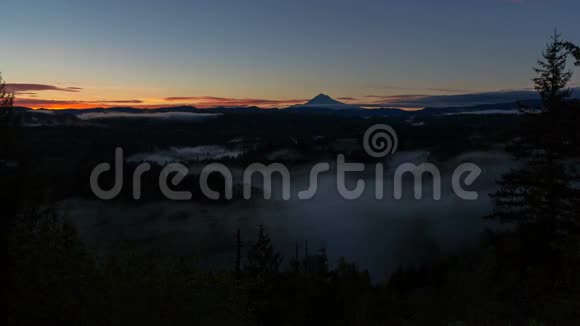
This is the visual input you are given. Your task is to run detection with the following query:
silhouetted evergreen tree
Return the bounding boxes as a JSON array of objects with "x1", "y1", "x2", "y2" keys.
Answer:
[
  {"x1": 0, "y1": 73, "x2": 14, "y2": 108},
  {"x1": 0, "y1": 73, "x2": 19, "y2": 256},
  {"x1": 235, "y1": 228, "x2": 242, "y2": 278},
  {"x1": 529, "y1": 30, "x2": 573, "y2": 113},
  {"x1": 0, "y1": 73, "x2": 14, "y2": 128},
  {"x1": 242, "y1": 225, "x2": 283, "y2": 325},
  {"x1": 244, "y1": 225, "x2": 282, "y2": 278},
  {"x1": 488, "y1": 32, "x2": 580, "y2": 311},
  {"x1": 564, "y1": 41, "x2": 580, "y2": 66}
]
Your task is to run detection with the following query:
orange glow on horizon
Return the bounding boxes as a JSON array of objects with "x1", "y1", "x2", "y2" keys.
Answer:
[{"x1": 15, "y1": 97, "x2": 309, "y2": 110}]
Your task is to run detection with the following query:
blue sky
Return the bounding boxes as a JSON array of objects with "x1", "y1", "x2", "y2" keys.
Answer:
[{"x1": 2, "y1": 0, "x2": 579, "y2": 108}]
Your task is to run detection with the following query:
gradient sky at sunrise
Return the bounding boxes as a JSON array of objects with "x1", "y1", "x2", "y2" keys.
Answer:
[{"x1": 2, "y1": 0, "x2": 580, "y2": 109}]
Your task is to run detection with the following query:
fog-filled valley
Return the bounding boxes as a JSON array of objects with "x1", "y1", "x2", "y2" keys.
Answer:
[
  {"x1": 56, "y1": 149, "x2": 514, "y2": 280},
  {"x1": 5, "y1": 89, "x2": 580, "y2": 324},
  {"x1": 4, "y1": 2, "x2": 580, "y2": 322}
]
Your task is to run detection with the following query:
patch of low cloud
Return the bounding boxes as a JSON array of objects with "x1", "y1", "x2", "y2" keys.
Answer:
[
  {"x1": 336, "y1": 97, "x2": 358, "y2": 101},
  {"x1": 98, "y1": 100, "x2": 144, "y2": 104},
  {"x1": 77, "y1": 111, "x2": 222, "y2": 121},
  {"x1": 359, "y1": 88, "x2": 580, "y2": 108},
  {"x1": 163, "y1": 96, "x2": 307, "y2": 108},
  {"x1": 128, "y1": 145, "x2": 244, "y2": 164},
  {"x1": 443, "y1": 110, "x2": 522, "y2": 116},
  {"x1": 33, "y1": 109, "x2": 56, "y2": 115},
  {"x1": 6, "y1": 83, "x2": 82, "y2": 93},
  {"x1": 377, "y1": 85, "x2": 473, "y2": 93},
  {"x1": 14, "y1": 98, "x2": 146, "y2": 109}
]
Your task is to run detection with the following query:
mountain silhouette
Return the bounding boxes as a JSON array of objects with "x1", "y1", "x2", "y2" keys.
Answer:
[
  {"x1": 305, "y1": 93, "x2": 344, "y2": 105},
  {"x1": 290, "y1": 93, "x2": 361, "y2": 110}
]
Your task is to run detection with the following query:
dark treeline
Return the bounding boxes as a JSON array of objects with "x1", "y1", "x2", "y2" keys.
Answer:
[
  {"x1": 2, "y1": 34, "x2": 580, "y2": 325},
  {"x1": 4, "y1": 207, "x2": 579, "y2": 325}
]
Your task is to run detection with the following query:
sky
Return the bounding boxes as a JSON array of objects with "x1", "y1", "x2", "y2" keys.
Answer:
[{"x1": 2, "y1": 0, "x2": 580, "y2": 109}]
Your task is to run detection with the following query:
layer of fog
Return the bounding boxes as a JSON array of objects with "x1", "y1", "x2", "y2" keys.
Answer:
[
  {"x1": 127, "y1": 145, "x2": 245, "y2": 164},
  {"x1": 77, "y1": 111, "x2": 222, "y2": 120},
  {"x1": 442, "y1": 110, "x2": 521, "y2": 116},
  {"x1": 57, "y1": 150, "x2": 515, "y2": 280}
]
